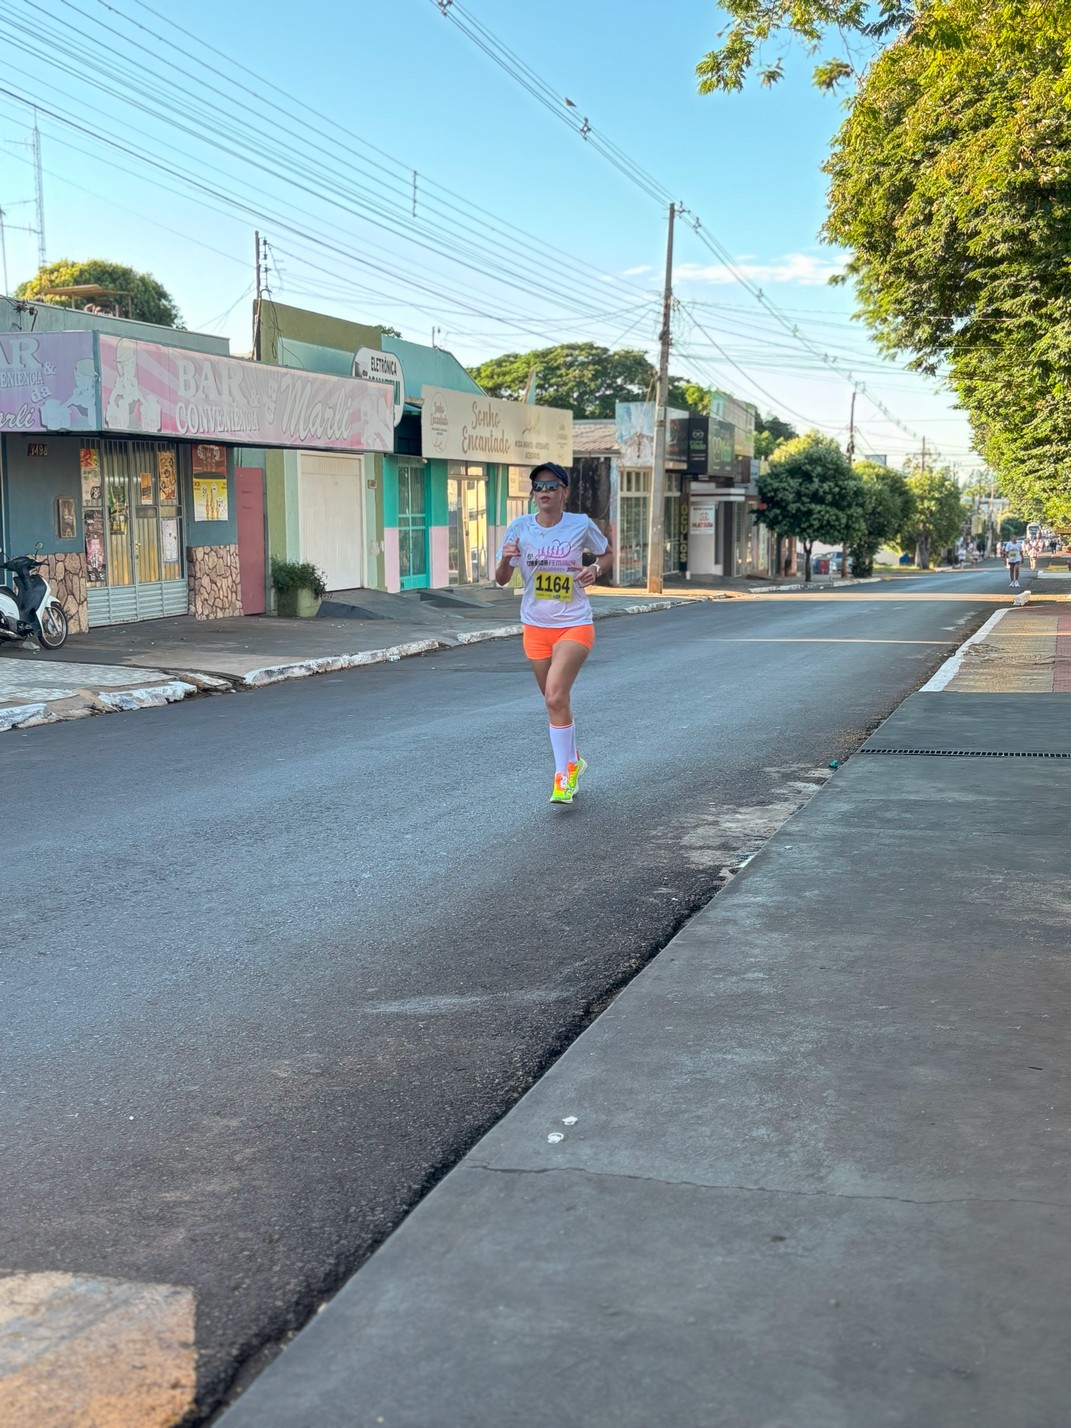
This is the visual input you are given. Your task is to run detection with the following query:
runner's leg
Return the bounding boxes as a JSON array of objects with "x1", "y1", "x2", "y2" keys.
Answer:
[
  {"x1": 544, "y1": 639, "x2": 589, "y2": 774},
  {"x1": 530, "y1": 658, "x2": 552, "y2": 697},
  {"x1": 545, "y1": 639, "x2": 589, "y2": 724}
]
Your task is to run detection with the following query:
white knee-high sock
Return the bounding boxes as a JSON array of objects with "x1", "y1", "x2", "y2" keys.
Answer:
[{"x1": 549, "y1": 722, "x2": 576, "y2": 777}]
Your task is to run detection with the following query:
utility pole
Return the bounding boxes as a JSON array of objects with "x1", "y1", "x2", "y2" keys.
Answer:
[
  {"x1": 843, "y1": 389, "x2": 856, "y2": 578},
  {"x1": 920, "y1": 435, "x2": 928, "y2": 474},
  {"x1": 647, "y1": 201, "x2": 676, "y2": 595},
  {"x1": 0, "y1": 209, "x2": 8, "y2": 295},
  {"x1": 846, "y1": 389, "x2": 856, "y2": 465},
  {"x1": 253, "y1": 230, "x2": 262, "y2": 360},
  {"x1": 31, "y1": 112, "x2": 46, "y2": 269}
]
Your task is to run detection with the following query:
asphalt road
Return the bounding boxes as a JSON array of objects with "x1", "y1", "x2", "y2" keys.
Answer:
[{"x1": 1, "y1": 566, "x2": 1012, "y2": 1420}]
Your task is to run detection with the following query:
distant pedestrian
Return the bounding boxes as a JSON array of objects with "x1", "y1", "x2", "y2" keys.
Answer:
[
  {"x1": 495, "y1": 463, "x2": 613, "y2": 807},
  {"x1": 1005, "y1": 536, "x2": 1023, "y2": 589}
]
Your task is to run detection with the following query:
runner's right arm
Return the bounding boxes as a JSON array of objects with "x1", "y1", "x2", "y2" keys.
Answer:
[{"x1": 495, "y1": 522, "x2": 522, "y2": 586}]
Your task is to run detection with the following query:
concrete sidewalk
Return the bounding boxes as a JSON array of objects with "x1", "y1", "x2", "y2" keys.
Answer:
[{"x1": 217, "y1": 602, "x2": 1071, "y2": 1428}]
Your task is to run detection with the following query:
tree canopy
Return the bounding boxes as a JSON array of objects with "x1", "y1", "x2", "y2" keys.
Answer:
[
  {"x1": 898, "y1": 468, "x2": 965, "y2": 569},
  {"x1": 754, "y1": 412, "x2": 798, "y2": 459},
  {"x1": 846, "y1": 461, "x2": 913, "y2": 575},
  {"x1": 468, "y1": 342, "x2": 706, "y2": 418},
  {"x1": 756, "y1": 430, "x2": 857, "y2": 580},
  {"x1": 16, "y1": 258, "x2": 182, "y2": 328},
  {"x1": 697, "y1": 2, "x2": 1071, "y2": 526}
]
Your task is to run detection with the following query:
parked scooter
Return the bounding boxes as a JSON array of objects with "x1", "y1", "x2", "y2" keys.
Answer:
[{"x1": 0, "y1": 546, "x2": 69, "y2": 650}]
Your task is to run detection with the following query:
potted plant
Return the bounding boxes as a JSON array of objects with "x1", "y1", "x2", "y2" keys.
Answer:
[{"x1": 271, "y1": 557, "x2": 327, "y2": 618}]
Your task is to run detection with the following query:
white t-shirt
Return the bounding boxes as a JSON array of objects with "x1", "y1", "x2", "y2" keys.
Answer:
[
  {"x1": 498, "y1": 512, "x2": 609, "y2": 628},
  {"x1": 1005, "y1": 540, "x2": 1023, "y2": 564}
]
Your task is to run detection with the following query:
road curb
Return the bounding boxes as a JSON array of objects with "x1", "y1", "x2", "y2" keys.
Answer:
[
  {"x1": 242, "y1": 639, "x2": 447, "y2": 687},
  {"x1": 918, "y1": 607, "x2": 1011, "y2": 691},
  {"x1": 96, "y1": 680, "x2": 199, "y2": 712},
  {"x1": 751, "y1": 576, "x2": 882, "y2": 594},
  {"x1": 0, "y1": 701, "x2": 53, "y2": 732},
  {"x1": 0, "y1": 597, "x2": 718, "y2": 734}
]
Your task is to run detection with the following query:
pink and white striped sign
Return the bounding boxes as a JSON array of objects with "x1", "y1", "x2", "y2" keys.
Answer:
[{"x1": 99, "y1": 335, "x2": 394, "y2": 453}]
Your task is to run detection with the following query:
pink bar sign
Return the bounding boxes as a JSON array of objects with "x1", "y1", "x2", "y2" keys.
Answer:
[
  {"x1": 0, "y1": 331, "x2": 98, "y2": 433},
  {"x1": 99, "y1": 335, "x2": 394, "y2": 452}
]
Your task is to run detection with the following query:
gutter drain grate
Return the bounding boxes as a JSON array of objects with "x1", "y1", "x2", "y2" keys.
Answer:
[{"x1": 860, "y1": 748, "x2": 1071, "y2": 759}]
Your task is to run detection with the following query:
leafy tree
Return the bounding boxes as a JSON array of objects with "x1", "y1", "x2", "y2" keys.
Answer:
[
  {"x1": 899, "y1": 469, "x2": 965, "y2": 569},
  {"x1": 846, "y1": 461, "x2": 913, "y2": 576},
  {"x1": 1000, "y1": 517, "x2": 1027, "y2": 542},
  {"x1": 16, "y1": 258, "x2": 182, "y2": 327},
  {"x1": 678, "y1": 381, "x2": 711, "y2": 415},
  {"x1": 756, "y1": 431, "x2": 857, "y2": 581},
  {"x1": 470, "y1": 344, "x2": 650, "y2": 416},
  {"x1": 695, "y1": 2, "x2": 1071, "y2": 530},
  {"x1": 468, "y1": 342, "x2": 706, "y2": 418},
  {"x1": 696, "y1": 2, "x2": 916, "y2": 94},
  {"x1": 754, "y1": 412, "x2": 798, "y2": 459}
]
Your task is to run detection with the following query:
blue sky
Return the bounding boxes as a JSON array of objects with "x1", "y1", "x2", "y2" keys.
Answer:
[{"x1": 0, "y1": 0, "x2": 977, "y2": 471}]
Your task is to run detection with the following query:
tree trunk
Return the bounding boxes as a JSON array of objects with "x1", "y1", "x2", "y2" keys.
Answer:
[
  {"x1": 916, "y1": 536, "x2": 931, "y2": 570},
  {"x1": 841, "y1": 544, "x2": 850, "y2": 579}
]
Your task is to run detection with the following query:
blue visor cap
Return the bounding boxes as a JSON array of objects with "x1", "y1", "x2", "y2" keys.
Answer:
[{"x1": 530, "y1": 462, "x2": 569, "y2": 488}]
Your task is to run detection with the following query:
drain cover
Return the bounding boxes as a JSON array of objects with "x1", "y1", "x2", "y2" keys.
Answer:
[{"x1": 860, "y1": 747, "x2": 1071, "y2": 759}]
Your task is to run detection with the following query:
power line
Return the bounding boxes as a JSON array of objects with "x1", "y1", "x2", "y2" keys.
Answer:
[
  {"x1": 2, "y1": 0, "x2": 668, "y2": 354},
  {"x1": 433, "y1": 0, "x2": 952, "y2": 461}
]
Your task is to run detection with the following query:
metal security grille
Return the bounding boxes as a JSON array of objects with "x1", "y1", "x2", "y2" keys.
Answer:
[
  {"x1": 618, "y1": 468, "x2": 649, "y2": 586},
  {"x1": 859, "y1": 748, "x2": 1071, "y2": 759},
  {"x1": 83, "y1": 438, "x2": 187, "y2": 626}
]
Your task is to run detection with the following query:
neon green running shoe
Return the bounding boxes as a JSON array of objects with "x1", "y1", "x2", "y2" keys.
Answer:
[
  {"x1": 550, "y1": 772, "x2": 574, "y2": 806},
  {"x1": 567, "y1": 756, "x2": 588, "y2": 795}
]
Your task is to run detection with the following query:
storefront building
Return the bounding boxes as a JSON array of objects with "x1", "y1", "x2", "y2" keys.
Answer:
[
  {"x1": 380, "y1": 336, "x2": 493, "y2": 591},
  {"x1": 419, "y1": 385, "x2": 572, "y2": 589},
  {"x1": 0, "y1": 320, "x2": 394, "y2": 627},
  {"x1": 251, "y1": 303, "x2": 573, "y2": 595},
  {"x1": 572, "y1": 396, "x2": 784, "y2": 585}
]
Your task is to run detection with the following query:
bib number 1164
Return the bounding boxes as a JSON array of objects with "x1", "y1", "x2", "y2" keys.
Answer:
[{"x1": 534, "y1": 571, "x2": 573, "y2": 600}]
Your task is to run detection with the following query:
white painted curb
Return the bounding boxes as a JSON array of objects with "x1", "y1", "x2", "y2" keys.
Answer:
[
  {"x1": 96, "y1": 681, "x2": 198, "y2": 712},
  {"x1": 0, "y1": 702, "x2": 53, "y2": 732},
  {"x1": 455, "y1": 625, "x2": 523, "y2": 645},
  {"x1": 918, "y1": 608, "x2": 1011, "y2": 692},
  {"x1": 243, "y1": 639, "x2": 445, "y2": 687},
  {"x1": 752, "y1": 576, "x2": 882, "y2": 594},
  {"x1": 2, "y1": 598, "x2": 707, "y2": 733}
]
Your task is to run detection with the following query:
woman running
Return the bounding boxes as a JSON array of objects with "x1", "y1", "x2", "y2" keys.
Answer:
[{"x1": 495, "y1": 462, "x2": 613, "y2": 806}]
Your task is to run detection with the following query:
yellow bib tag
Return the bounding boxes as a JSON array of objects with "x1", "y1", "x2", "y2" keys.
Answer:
[{"x1": 534, "y1": 570, "x2": 573, "y2": 601}]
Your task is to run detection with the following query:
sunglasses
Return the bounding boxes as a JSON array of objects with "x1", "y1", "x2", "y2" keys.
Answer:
[{"x1": 531, "y1": 480, "x2": 565, "y2": 492}]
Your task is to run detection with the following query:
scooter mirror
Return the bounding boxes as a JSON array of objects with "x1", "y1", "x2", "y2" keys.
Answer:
[{"x1": 33, "y1": 542, "x2": 43, "y2": 555}]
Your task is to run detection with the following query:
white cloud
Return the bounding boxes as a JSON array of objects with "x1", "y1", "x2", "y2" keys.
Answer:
[
  {"x1": 674, "y1": 253, "x2": 846, "y2": 287},
  {"x1": 622, "y1": 264, "x2": 655, "y2": 277}
]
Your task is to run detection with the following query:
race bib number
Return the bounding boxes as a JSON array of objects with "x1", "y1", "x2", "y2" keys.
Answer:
[{"x1": 534, "y1": 571, "x2": 573, "y2": 601}]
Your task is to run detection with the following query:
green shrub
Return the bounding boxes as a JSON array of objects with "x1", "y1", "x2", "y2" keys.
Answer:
[{"x1": 270, "y1": 557, "x2": 327, "y2": 599}]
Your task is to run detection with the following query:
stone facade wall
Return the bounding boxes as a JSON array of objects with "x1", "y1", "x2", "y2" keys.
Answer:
[
  {"x1": 187, "y1": 543, "x2": 243, "y2": 620},
  {"x1": 40, "y1": 551, "x2": 89, "y2": 634}
]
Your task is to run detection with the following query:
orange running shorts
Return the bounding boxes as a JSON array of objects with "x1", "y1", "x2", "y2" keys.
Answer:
[{"x1": 521, "y1": 624, "x2": 596, "y2": 661}]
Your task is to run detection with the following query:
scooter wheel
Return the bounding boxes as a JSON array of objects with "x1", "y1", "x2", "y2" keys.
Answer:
[{"x1": 37, "y1": 601, "x2": 69, "y2": 650}]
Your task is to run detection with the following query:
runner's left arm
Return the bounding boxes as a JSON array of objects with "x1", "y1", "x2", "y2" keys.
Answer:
[{"x1": 579, "y1": 521, "x2": 613, "y2": 587}]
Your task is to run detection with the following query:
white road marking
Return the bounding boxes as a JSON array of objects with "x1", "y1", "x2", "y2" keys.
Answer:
[{"x1": 918, "y1": 608, "x2": 1011, "y2": 691}]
